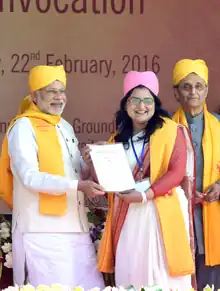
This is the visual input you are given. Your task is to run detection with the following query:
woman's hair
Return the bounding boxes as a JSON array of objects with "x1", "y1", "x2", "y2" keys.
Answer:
[{"x1": 115, "y1": 85, "x2": 170, "y2": 146}]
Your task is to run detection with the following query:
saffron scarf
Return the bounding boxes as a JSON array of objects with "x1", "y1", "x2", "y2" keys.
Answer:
[
  {"x1": 0, "y1": 101, "x2": 68, "y2": 216},
  {"x1": 0, "y1": 64, "x2": 67, "y2": 214},
  {"x1": 172, "y1": 105, "x2": 220, "y2": 266}
]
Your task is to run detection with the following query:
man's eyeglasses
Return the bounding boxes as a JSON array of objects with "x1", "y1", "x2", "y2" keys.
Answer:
[
  {"x1": 178, "y1": 83, "x2": 206, "y2": 93},
  {"x1": 44, "y1": 88, "x2": 66, "y2": 97}
]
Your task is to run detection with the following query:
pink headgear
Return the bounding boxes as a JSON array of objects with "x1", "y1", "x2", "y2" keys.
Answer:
[{"x1": 123, "y1": 71, "x2": 159, "y2": 97}]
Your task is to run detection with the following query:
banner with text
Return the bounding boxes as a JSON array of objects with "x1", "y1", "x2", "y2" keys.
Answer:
[{"x1": 0, "y1": 0, "x2": 220, "y2": 212}]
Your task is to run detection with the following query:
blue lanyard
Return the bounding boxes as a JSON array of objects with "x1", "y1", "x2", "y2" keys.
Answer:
[{"x1": 131, "y1": 136, "x2": 146, "y2": 173}]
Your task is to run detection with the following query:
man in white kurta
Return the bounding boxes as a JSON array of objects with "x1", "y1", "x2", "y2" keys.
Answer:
[{"x1": 4, "y1": 65, "x2": 105, "y2": 289}]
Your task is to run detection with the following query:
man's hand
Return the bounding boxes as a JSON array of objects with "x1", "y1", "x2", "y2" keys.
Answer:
[
  {"x1": 78, "y1": 181, "x2": 105, "y2": 198},
  {"x1": 204, "y1": 183, "x2": 220, "y2": 203}
]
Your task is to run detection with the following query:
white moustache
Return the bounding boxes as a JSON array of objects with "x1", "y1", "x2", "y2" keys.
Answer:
[{"x1": 51, "y1": 102, "x2": 65, "y2": 105}]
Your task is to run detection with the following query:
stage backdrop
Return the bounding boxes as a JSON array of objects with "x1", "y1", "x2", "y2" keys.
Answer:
[{"x1": 0, "y1": 0, "x2": 220, "y2": 212}]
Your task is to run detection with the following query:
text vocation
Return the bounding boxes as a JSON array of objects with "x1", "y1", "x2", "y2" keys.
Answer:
[
  {"x1": 73, "y1": 118, "x2": 116, "y2": 135},
  {"x1": 0, "y1": 0, "x2": 144, "y2": 15}
]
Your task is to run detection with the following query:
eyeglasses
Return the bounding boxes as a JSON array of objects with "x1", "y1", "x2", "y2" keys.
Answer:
[
  {"x1": 178, "y1": 83, "x2": 206, "y2": 93},
  {"x1": 129, "y1": 97, "x2": 154, "y2": 105},
  {"x1": 43, "y1": 88, "x2": 66, "y2": 97}
]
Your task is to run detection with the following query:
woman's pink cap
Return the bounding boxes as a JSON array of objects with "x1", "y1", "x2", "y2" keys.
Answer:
[{"x1": 123, "y1": 71, "x2": 159, "y2": 96}]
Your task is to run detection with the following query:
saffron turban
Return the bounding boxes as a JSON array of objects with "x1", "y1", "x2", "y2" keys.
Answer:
[
  {"x1": 123, "y1": 71, "x2": 159, "y2": 96},
  {"x1": 29, "y1": 65, "x2": 66, "y2": 92},
  {"x1": 173, "y1": 59, "x2": 208, "y2": 86},
  {"x1": 18, "y1": 65, "x2": 66, "y2": 114}
]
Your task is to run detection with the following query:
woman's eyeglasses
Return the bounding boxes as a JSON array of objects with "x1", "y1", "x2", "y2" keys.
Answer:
[{"x1": 129, "y1": 97, "x2": 154, "y2": 105}]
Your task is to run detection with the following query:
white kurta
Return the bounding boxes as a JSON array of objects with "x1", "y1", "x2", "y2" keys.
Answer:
[
  {"x1": 115, "y1": 132, "x2": 192, "y2": 291},
  {"x1": 8, "y1": 117, "x2": 104, "y2": 289}
]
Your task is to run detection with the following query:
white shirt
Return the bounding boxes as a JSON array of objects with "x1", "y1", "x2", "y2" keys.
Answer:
[{"x1": 8, "y1": 117, "x2": 89, "y2": 233}]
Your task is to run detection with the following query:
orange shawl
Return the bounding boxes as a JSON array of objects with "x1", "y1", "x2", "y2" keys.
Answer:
[{"x1": 173, "y1": 105, "x2": 220, "y2": 266}]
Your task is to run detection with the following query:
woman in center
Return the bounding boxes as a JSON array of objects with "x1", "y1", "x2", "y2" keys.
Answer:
[{"x1": 89, "y1": 71, "x2": 195, "y2": 290}]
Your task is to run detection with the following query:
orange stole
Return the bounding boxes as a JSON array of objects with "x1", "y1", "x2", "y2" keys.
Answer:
[
  {"x1": 0, "y1": 101, "x2": 67, "y2": 216},
  {"x1": 98, "y1": 118, "x2": 194, "y2": 276},
  {"x1": 173, "y1": 105, "x2": 220, "y2": 266},
  {"x1": 29, "y1": 118, "x2": 67, "y2": 216}
]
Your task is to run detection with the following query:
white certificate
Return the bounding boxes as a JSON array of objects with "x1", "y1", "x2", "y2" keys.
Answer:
[{"x1": 89, "y1": 143, "x2": 136, "y2": 192}]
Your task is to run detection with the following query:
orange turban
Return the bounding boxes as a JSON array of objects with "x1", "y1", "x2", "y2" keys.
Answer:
[
  {"x1": 173, "y1": 59, "x2": 208, "y2": 86},
  {"x1": 29, "y1": 65, "x2": 66, "y2": 92},
  {"x1": 18, "y1": 65, "x2": 66, "y2": 114}
]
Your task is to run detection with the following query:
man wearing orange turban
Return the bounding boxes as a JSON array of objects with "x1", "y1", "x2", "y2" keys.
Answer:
[
  {"x1": 0, "y1": 65, "x2": 105, "y2": 289},
  {"x1": 172, "y1": 59, "x2": 220, "y2": 290}
]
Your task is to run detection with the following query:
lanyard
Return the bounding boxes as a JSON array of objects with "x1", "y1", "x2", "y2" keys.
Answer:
[{"x1": 131, "y1": 135, "x2": 146, "y2": 174}]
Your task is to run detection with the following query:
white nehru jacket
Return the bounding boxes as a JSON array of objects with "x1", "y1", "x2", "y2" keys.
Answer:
[{"x1": 8, "y1": 117, "x2": 89, "y2": 233}]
